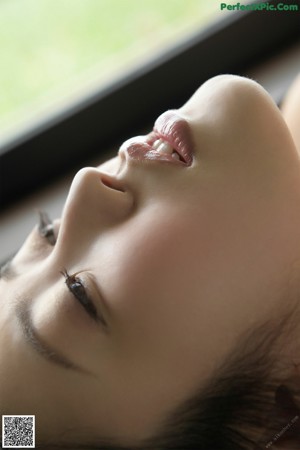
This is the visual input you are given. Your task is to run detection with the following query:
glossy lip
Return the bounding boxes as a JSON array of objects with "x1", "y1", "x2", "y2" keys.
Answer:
[
  {"x1": 119, "y1": 110, "x2": 194, "y2": 166},
  {"x1": 153, "y1": 110, "x2": 194, "y2": 165}
]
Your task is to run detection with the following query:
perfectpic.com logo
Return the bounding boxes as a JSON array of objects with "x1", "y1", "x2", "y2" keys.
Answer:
[{"x1": 220, "y1": 1, "x2": 299, "y2": 10}]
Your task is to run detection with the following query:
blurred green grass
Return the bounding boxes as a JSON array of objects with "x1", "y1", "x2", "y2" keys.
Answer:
[{"x1": 0, "y1": 0, "x2": 217, "y2": 138}]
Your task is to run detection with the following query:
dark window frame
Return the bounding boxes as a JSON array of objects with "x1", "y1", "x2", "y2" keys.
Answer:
[{"x1": 1, "y1": 1, "x2": 300, "y2": 210}]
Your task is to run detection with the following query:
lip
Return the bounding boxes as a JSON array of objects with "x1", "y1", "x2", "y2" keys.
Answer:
[
  {"x1": 119, "y1": 110, "x2": 194, "y2": 166},
  {"x1": 153, "y1": 110, "x2": 194, "y2": 165}
]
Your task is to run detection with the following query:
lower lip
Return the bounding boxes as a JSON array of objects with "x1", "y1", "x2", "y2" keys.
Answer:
[{"x1": 126, "y1": 145, "x2": 185, "y2": 166}]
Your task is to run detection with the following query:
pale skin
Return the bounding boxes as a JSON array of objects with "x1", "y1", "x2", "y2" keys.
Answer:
[{"x1": 1, "y1": 74, "x2": 300, "y2": 447}]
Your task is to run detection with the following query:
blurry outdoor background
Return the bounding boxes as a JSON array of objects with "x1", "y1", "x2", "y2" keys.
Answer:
[{"x1": 0, "y1": 0, "x2": 219, "y2": 145}]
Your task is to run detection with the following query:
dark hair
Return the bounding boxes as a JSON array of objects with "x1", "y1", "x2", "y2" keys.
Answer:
[{"x1": 38, "y1": 294, "x2": 300, "y2": 450}]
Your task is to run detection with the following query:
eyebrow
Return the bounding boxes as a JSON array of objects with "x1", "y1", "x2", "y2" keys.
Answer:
[{"x1": 16, "y1": 301, "x2": 90, "y2": 375}]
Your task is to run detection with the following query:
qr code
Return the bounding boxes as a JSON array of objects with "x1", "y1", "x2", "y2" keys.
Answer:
[{"x1": 2, "y1": 415, "x2": 35, "y2": 448}]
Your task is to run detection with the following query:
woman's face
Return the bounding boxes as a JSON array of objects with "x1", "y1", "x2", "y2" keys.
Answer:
[{"x1": 1, "y1": 75, "x2": 300, "y2": 446}]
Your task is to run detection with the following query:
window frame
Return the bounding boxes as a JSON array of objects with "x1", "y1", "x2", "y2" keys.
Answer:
[{"x1": 1, "y1": 1, "x2": 299, "y2": 210}]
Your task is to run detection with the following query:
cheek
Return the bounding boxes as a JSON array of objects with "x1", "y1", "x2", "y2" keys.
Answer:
[
  {"x1": 99, "y1": 207, "x2": 199, "y2": 302},
  {"x1": 95, "y1": 210, "x2": 241, "y2": 388},
  {"x1": 96, "y1": 199, "x2": 261, "y2": 331},
  {"x1": 96, "y1": 203, "x2": 223, "y2": 343}
]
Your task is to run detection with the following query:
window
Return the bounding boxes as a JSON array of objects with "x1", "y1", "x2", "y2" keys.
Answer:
[{"x1": 0, "y1": 0, "x2": 218, "y2": 146}]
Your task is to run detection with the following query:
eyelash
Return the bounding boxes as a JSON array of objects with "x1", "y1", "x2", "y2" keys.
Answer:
[
  {"x1": 60, "y1": 269, "x2": 98, "y2": 322},
  {"x1": 37, "y1": 212, "x2": 103, "y2": 325}
]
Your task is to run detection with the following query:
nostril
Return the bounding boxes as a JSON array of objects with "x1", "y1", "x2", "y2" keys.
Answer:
[{"x1": 99, "y1": 173, "x2": 125, "y2": 192}]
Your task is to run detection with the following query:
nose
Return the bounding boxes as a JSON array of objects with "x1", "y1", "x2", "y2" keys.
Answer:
[{"x1": 53, "y1": 167, "x2": 134, "y2": 259}]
